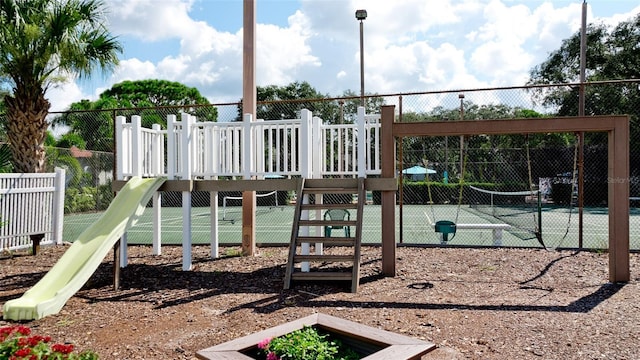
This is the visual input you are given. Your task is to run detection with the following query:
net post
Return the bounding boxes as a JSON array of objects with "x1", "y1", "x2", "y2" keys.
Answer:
[{"x1": 537, "y1": 190, "x2": 542, "y2": 242}]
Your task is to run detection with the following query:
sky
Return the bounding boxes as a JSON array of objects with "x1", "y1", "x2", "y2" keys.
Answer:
[{"x1": 46, "y1": 0, "x2": 640, "y2": 113}]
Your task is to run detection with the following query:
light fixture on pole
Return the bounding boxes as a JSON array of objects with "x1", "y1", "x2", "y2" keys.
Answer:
[{"x1": 355, "y1": 9, "x2": 367, "y2": 107}]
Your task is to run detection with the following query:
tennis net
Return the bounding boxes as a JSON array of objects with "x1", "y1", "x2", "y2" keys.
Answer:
[{"x1": 467, "y1": 185, "x2": 543, "y2": 246}]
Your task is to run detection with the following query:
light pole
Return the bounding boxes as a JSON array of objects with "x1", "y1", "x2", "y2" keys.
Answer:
[
  {"x1": 459, "y1": 94, "x2": 465, "y2": 176},
  {"x1": 355, "y1": 9, "x2": 367, "y2": 107}
]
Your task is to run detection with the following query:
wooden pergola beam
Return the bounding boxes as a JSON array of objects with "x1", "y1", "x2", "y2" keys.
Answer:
[{"x1": 381, "y1": 105, "x2": 630, "y2": 283}]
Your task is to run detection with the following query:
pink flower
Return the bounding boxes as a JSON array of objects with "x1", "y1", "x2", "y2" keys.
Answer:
[
  {"x1": 266, "y1": 351, "x2": 280, "y2": 360},
  {"x1": 257, "y1": 337, "x2": 271, "y2": 350}
]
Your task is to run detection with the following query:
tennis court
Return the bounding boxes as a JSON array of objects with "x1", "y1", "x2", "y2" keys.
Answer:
[{"x1": 61, "y1": 202, "x2": 640, "y2": 250}]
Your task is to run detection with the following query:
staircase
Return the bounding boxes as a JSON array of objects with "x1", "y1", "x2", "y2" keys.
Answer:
[{"x1": 284, "y1": 178, "x2": 366, "y2": 293}]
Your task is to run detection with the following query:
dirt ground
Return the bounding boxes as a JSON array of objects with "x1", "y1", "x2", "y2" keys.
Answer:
[{"x1": 1, "y1": 244, "x2": 639, "y2": 360}]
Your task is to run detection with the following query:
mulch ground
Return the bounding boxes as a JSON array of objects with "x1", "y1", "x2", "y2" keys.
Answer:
[{"x1": 1, "y1": 244, "x2": 639, "y2": 359}]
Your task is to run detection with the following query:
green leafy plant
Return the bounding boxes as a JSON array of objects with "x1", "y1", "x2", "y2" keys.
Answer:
[
  {"x1": 0, "y1": 143, "x2": 13, "y2": 173},
  {"x1": 64, "y1": 187, "x2": 97, "y2": 213},
  {"x1": 257, "y1": 326, "x2": 360, "y2": 360},
  {"x1": 0, "y1": 325, "x2": 99, "y2": 359}
]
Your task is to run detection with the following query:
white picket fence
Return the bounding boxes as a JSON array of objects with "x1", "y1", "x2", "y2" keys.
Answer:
[
  {"x1": 116, "y1": 107, "x2": 381, "y2": 180},
  {"x1": 0, "y1": 168, "x2": 66, "y2": 252}
]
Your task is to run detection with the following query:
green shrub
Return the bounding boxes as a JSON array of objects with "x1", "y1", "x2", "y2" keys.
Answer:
[{"x1": 65, "y1": 187, "x2": 98, "y2": 213}]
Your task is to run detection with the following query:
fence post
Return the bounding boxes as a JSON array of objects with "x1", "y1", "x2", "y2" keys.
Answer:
[
  {"x1": 357, "y1": 106, "x2": 366, "y2": 178},
  {"x1": 255, "y1": 118, "x2": 264, "y2": 175},
  {"x1": 151, "y1": 124, "x2": 163, "y2": 175},
  {"x1": 166, "y1": 115, "x2": 177, "y2": 179},
  {"x1": 243, "y1": 113, "x2": 253, "y2": 178},
  {"x1": 131, "y1": 115, "x2": 143, "y2": 177},
  {"x1": 300, "y1": 109, "x2": 313, "y2": 178},
  {"x1": 52, "y1": 168, "x2": 66, "y2": 245},
  {"x1": 151, "y1": 122, "x2": 163, "y2": 256},
  {"x1": 311, "y1": 115, "x2": 322, "y2": 178},
  {"x1": 115, "y1": 116, "x2": 126, "y2": 180},
  {"x1": 181, "y1": 113, "x2": 194, "y2": 271}
]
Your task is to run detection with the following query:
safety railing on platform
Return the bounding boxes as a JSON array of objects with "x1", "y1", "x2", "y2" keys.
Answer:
[{"x1": 116, "y1": 107, "x2": 381, "y2": 180}]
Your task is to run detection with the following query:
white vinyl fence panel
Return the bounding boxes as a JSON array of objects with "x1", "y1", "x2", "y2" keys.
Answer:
[{"x1": 0, "y1": 168, "x2": 65, "y2": 252}]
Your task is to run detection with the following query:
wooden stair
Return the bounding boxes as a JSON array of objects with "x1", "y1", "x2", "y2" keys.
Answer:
[{"x1": 284, "y1": 178, "x2": 366, "y2": 293}]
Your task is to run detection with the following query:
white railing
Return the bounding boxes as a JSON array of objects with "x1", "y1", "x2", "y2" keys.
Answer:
[
  {"x1": 0, "y1": 168, "x2": 65, "y2": 251},
  {"x1": 116, "y1": 107, "x2": 381, "y2": 180}
]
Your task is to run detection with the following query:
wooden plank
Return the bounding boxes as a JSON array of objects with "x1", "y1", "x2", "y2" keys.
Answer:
[
  {"x1": 299, "y1": 220, "x2": 357, "y2": 227},
  {"x1": 364, "y1": 345, "x2": 435, "y2": 360},
  {"x1": 196, "y1": 178, "x2": 299, "y2": 192},
  {"x1": 291, "y1": 272, "x2": 353, "y2": 281},
  {"x1": 304, "y1": 178, "x2": 359, "y2": 188},
  {"x1": 352, "y1": 177, "x2": 365, "y2": 292},
  {"x1": 303, "y1": 187, "x2": 358, "y2": 194},
  {"x1": 283, "y1": 178, "x2": 305, "y2": 289},
  {"x1": 392, "y1": 115, "x2": 628, "y2": 137},
  {"x1": 365, "y1": 177, "x2": 397, "y2": 191},
  {"x1": 112, "y1": 178, "x2": 393, "y2": 193},
  {"x1": 296, "y1": 237, "x2": 355, "y2": 246},
  {"x1": 293, "y1": 254, "x2": 354, "y2": 262},
  {"x1": 301, "y1": 203, "x2": 358, "y2": 210}
]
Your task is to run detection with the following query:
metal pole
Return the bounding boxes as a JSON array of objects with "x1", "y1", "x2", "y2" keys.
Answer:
[
  {"x1": 578, "y1": 0, "x2": 587, "y2": 248},
  {"x1": 459, "y1": 94, "x2": 465, "y2": 176},
  {"x1": 355, "y1": 9, "x2": 367, "y2": 107},
  {"x1": 359, "y1": 20, "x2": 365, "y2": 107}
]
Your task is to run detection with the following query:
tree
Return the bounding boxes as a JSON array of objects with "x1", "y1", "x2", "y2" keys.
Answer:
[
  {"x1": 98, "y1": 79, "x2": 217, "y2": 123},
  {"x1": 527, "y1": 13, "x2": 640, "y2": 144},
  {"x1": 0, "y1": 89, "x2": 7, "y2": 142},
  {"x1": 401, "y1": 102, "x2": 571, "y2": 185},
  {"x1": 54, "y1": 79, "x2": 216, "y2": 152},
  {"x1": 235, "y1": 81, "x2": 338, "y2": 122},
  {"x1": 0, "y1": 0, "x2": 122, "y2": 173},
  {"x1": 338, "y1": 89, "x2": 386, "y2": 123}
]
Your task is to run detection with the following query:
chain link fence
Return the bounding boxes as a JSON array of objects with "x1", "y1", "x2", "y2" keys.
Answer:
[{"x1": 2, "y1": 80, "x2": 638, "y2": 250}]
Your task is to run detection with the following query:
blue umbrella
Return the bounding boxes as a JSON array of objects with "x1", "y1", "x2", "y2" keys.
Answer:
[{"x1": 402, "y1": 165, "x2": 436, "y2": 175}]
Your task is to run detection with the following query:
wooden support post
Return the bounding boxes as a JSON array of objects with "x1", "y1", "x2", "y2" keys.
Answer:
[
  {"x1": 30, "y1": 234, "x2": 44, "y2": 255},
  {"x1": 609, "y1": 118, "x2": 630, "y2": 282},
  {"x1": 113, "y1": 241, "x2": 121, "y2": 290},
  {"x1": 241, "y1": 0, "x2": 257, "y2": 256},
  {"x1": 242, "y1": 191, "x2": 256, "y2": 256},
  {"x1": 380, "y1": 105, "x2": 396, "y2": 276}
]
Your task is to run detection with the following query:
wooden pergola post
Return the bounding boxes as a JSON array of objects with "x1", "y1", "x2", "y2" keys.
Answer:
[{"x1": 380, "y1": 105, "x2": 397, "y2": 276}]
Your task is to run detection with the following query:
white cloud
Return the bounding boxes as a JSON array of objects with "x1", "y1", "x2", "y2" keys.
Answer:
[
  {"x1": 46, "y1": 81, "x2": 84, "y2": 112},
  {"x1": 256, "y1": 11, "x2": 321, "y2": 87},
  {"x1": 69, "y1": 0, "x2": 639, "y2": 109},
  {"x1": 112, "y1": 58, "x2": 158, "y2": 83},
  {"x1": 106, "y1": 0, "x2": 196, "y2": 41}
]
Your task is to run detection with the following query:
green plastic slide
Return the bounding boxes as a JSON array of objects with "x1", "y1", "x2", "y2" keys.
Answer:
[{"x1": 2, "y1": 176, "x2": 166, "y2": 321}]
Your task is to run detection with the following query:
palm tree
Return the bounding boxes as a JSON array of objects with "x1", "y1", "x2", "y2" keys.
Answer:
[{"x1": 0, "y1": 0, "x2": 122, "y2": 173}]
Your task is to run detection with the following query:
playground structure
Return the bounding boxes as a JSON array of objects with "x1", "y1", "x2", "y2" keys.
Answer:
[{"x1": 114, "y1": 107, "x2": 394, "y2": 274}]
